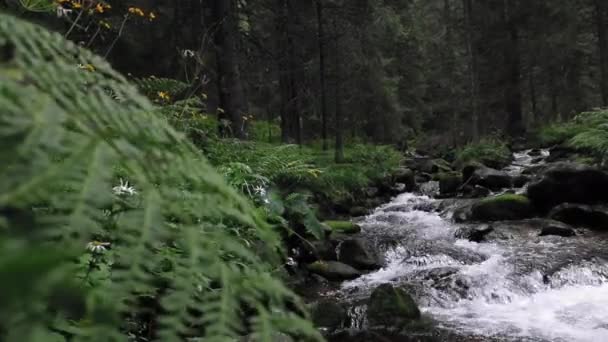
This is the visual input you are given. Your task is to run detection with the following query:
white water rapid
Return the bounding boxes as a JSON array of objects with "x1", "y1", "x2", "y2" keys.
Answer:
[{"x1": 338, "y1": 150, "x2": 608, "y2": 342}]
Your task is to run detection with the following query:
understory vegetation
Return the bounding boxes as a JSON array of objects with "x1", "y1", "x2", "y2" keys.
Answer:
[
  {"x1": 539, "y1": 110, "x2": 608, "y2": 161},
  {"x1": 6, "y1": 0, "x2": 608, "y2": 341}
]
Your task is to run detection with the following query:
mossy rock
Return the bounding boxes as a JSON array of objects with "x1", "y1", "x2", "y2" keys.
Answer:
[
  {"x1": 438, "y1": 172, "x2": 462, "y2": 195},
  {"x1": 470, "y1": 194, "x2": 535, "y2": 221},
  {"x1": 306, "y1": 261, "x2": 362, "y2": 281},
  {"x1": 367, "y1": 284, "x2": 421, "y2": 327},
  {"x1": 324, "y1": 220, "x2": 362, "y2": 234}
]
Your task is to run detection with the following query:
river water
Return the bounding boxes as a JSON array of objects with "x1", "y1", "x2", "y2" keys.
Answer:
[{"x1": 336, "y1": 150, "x2": 608, "y2": 342}]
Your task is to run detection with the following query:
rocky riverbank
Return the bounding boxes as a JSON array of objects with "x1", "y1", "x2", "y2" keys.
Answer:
[{"x1": 289, "y1": 146, "x2": 608, "y2": 342}]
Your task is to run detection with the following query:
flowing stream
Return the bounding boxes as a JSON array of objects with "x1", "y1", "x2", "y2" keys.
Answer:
[{"x1": 334, "y1": 150, "x2": 608, "y2": 342}]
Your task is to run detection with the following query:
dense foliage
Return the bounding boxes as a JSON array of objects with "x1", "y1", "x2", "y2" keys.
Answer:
[{"x1": 0, "y1": 13, "x2": 321, "y2": 342}]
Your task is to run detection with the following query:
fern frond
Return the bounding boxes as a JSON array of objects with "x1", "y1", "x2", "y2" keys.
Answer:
[{"x1": 0, "y1": 13, "x2": 320, "y2": 342}]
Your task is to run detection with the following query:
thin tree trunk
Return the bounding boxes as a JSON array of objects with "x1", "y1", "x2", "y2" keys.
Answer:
[
  {"x1": 316, "y1": 0, "x2": 329, "y2": 150},
  {"x1": 503, "y1": 0, "x2": 524, "y2": 136},
  {"x1": 213, "y1": 0, "x2": 247, "y2": 139},
  {"x1": 596, "y1": 0, "x2": 608, "y2": 106},
  {"x1": 287, "y1": 1, "x2": 302, "y2": 144},
  {"x1": 333, "y1": 20, "x2": 344, "y2": 163},
  {"x1": 528, "y1": 63, "x2": 537, "y2": 127},
  {"x1": 463, "y1": 0, "x2": 479, "y2": 141}
]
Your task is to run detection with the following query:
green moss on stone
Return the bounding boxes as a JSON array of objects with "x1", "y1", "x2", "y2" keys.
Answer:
[{"x1": 323, "y1": 220, "x2": 361, "y2": 234}]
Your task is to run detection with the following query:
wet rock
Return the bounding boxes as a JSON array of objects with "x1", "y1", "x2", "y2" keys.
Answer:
[
  {"x1": 513, "y1": 175, "x2": 531, "y2": 188},
  {"x1": 324, "y1": 220, "x2": 362, "y2": 234},
  {"x1": 545, "y1": 145, "x2": 577, "y2": 163},
  {"x1": 349, "y1": 206, "x2": 369, "y2": 217},
  {"x1": 457, "y1": 225, "x2": 494, "y2": 242},
  {"x1": 390, "y1": 183, "x2": 407, "y2": 195},
  {"x1": 367, "y1": 284, "x2": 421, "y2": 327},
  {"x1": 338, "y1": 238, "x2": 382, "y2": 270},
  {"x1": 462, "y1": 185, "x2": 492, "y2": 198},
  {"x1": 531, "y1": 156, "x2": 545, "y2": 164},
  {"x1": 469, "y1": 194, "x2": 535, "y2": 222},
  {"x1": 408, "y1": 157, "x2": 452, "y2": 174},
  {"x1": 527, "y1": 163, "x2": 608, "y2": 212},
  {"x1": 466, "y1": 166, "x2": 512, "y2": 191},
  {"x1": 300, "y1": 240, "x2": 338, "y2": 263},
  {"x1": 416, "y1": 172, "x2": 433, "y2": 183},
  {"x1": 309, "y1": 299, "x2": 348, "y2": 329},
  {"x1": 306, "y1": 261, "x2": 362, "y2": 281},
  {"x1": 548, "y1": 203, "x2": 608, "y2": 231},
  {"x1": 364, "y1": 187, "x2": 380, "y2": 197},
  {"x1": 528, "y1": 148, "x2": 543, "y2": 157},
  {"x1": 538, "y1": 220, "x2": 576, "y2": 237},
  {"x1": 438, "y1": 172, "x2": 462, "y2": 195},
  {"x1": 452, "y1": 203, "x2": 473, "y2": 223},
  {"x1": 393, "y1": 168, "x2": 416, "y2": 191}
]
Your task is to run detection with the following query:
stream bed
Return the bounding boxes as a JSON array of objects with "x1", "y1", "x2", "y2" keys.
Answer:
[{"x1": 328, "y1": 150, "x2": 608, "y2": 342}]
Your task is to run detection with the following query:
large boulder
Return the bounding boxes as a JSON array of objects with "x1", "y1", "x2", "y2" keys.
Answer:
[
  {"x1": 299, "y1": 239, "x2": 337, "y2": 263},
  {"x1": 309, "y1": 299, "x2": 349, "y2": 329},
  {"x1": 527, "y1": 163, "x2": 608, "y2": 212},
  {"x1": 538, "y1": 219, "x2": 576, "y2": 237},
  {"x1": 392, "y1": 168, "x2": 416, "y2": 191},
  {"x1": 465, "y1": 165, "x2": 512, "y2": 191},
  {"x1": 338, "y1": 238, "x2": 382, "y2": 270},
  {"x1": 367, "y1": 284, "x2": 421, "y2": 327},
  {"x1": 406, "y1": 157, "x2": 452, "y2": 174},
  {"x1": 438, "y1": 172, "x2": 462, "y2": 195},
  {"x1": 548, "y1": 203, "x2": 608, "y2": 231},
  {"x1": 306, "y1": 261, "x2": 362, "y2": 281},
  {"x1": 469, "y1": 194, "x2": 535, "y2": 222}
]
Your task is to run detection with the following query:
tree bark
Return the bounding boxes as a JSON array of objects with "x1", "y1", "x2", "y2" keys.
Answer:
[
  {"x1": 333, "y1": 19, "x2": 344, "y2": 163},
  {"x1": 503, "y1": 0, "x2": 524, "y2": 136},
  {"x1": 596, "y1": 0, "x2": 608, "y2": 106},
  {"x1": 316, "y1": 0, "x2": 329, "y2": 150},
  {"x1": 463, "y1": 0, "x2": 479, "y2": 141},
  {"x1": 212, "y1": 0, "x2": 247, "y2": 139}
]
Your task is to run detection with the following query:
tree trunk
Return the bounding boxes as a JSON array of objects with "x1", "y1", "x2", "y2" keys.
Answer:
[
  {"x1": 333, "y1": 20, "x2": 344, "y2": 163},
  {"x1": 275, "y1": 0, "x2": 299, "y2": 143},
  {"x1": 528, "y1": 63, "x2": 537, "y2": 127},
  {"x1": 596, "y1": 0, "x2": 608, "y2": 106},
  {"x1": 503, "y1": 0, "x2": 524, "y2": 137},
  {"x1": 212, "y1": 0, "x2": 247, "y2": 139},
  {"x1": 463, "y1": 0, "x2": 479, "y2": 141},
  {"x1": 316, "y1": 0, "x2": 329, "y2": 150}
]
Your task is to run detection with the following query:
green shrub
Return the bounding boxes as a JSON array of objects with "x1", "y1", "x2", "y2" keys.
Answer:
[
  {"x1": 455, "y1": 138, "x2": 511, "y2": 169},
  {"x1": 0, "y1": 14, "x2": 320, "y2": 341},
  {"x1": 250, "y1": 120, "x2": 282, "y2": 143},
  {"x1": 538, "y1": 122, "x2": 586, "y2": 146}
]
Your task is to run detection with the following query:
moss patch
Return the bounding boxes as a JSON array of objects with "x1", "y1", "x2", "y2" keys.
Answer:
[
  {"x1": 480, "y1": 194, "x2": 530, "y2": 205},
  {"x1": 323, "y1": 220, "x2": 362, "y2": 234}
]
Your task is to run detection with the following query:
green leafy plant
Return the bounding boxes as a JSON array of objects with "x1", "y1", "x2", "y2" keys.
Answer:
[
  {"x1": 0, "y1": 13, "x2": 320, "y2": 342},
  {"x1": 455, "y1": 138, "x2": 511, "y2": 169}
]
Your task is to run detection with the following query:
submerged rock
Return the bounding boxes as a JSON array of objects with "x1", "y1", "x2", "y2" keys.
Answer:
[
  {"x1": 457, "y1": 224, "x2": 494, "y2": 242},
  {"x1": 367, "y1": 284, "x2": 421, "y2": 327},
  {"x1": 338, "y1": 238, "x2": 382, "y2": 270},
  {"x1": 538, "y1": 219, "x2": 576, "y2": 237},
  {"x1": 527, "y1": 162, "x2": 608, "y2": 211},
  {"x1": 469, "y1": 194, "x2": 535, "y2": 222},
  {"x1": 306, "y1": 261, "x2": 362, "y2": 281},
  {"x1": 548, "y1": 203, "x2": 608, "y2": 231}
]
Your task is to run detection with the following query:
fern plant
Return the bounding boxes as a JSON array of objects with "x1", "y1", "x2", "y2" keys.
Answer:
[{"x1": 0, "y1": 13, "x2": 320, "y2": 342}]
